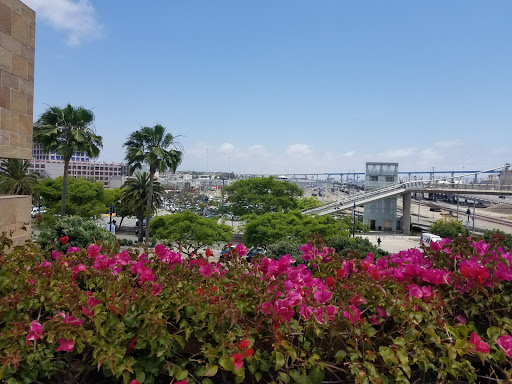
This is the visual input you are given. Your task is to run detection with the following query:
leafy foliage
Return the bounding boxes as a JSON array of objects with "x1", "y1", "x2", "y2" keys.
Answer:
[
  {"x1": 150, "y1": 210, "x2": 232, "y2": 255},
  {"x1": 296, "y1": 196, "x2": 323, "y2": 210},
  {"x1": 483, "y1": 228, "x2": 512, "y2": 250},
  {"x1": 32, "y1": 177, "x2": 107, "y2": 219},
  {"x1": 37, "y1": 216, "x2": 115, "y2": 252},
  {"x1": 222, "y1": 177, "x2": 303, "y2": 217},
  {"x1": 33, "y1": 104, "x2": 102, "y2": 216},
  {"x1": 430, "y1": 216, "x2": 467, "y2": 239},
  {"x1": 243, "y1": 211, "x2": 351, "y2": 248},
  {"x1": 327, "y1": 236, "x2": 388, "y2": 258},
  {"x1": 0, "y1": 159, "x2": 39, "y2": 195},
  {"x1": 1, "y1": 236, "x2": 512, "y2": 383}
]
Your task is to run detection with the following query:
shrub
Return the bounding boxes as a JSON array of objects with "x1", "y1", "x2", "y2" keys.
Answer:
[
  {"x1": 1, "y1": 234, "x2": 512, "y2": 383},
  {"x1": 483, "y1": 229, "x2": 512, "y2": 250},
  {"x1": 328, "y1": 236, "x2": 388, "y2": 258},
  {"x1": 37, "y1": 216, "x2": 115, "y2": 252},
  {"x1": 429, "y1": 217, "x2": 467, "y2": 239},
  {"x1": 266, "y1": 239, "x2": 304, "y2": 263}
]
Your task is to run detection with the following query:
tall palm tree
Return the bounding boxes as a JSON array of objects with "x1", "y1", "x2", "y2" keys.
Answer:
[
  {"x1": 33, "y1": 104, "x2": 103, "y2": 217},
  {"x1": 0, "y1": 159, "x2": 40, "y2": 195},
  {"x1": 124, "y1": 124, "x2": 182, "y2": 241},
  {"x1": 120, "y1": 172, "x2": 164, "y2": 243}
]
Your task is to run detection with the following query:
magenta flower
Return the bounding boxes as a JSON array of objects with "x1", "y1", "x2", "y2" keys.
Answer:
[
  {"x1": 87, "y1": 244, "x2": 101, "y2": 258},
  {"x1": 129, "y1": 380, "x2": 141, "y2": 384},
  {"x1": 152, "y1": 283, "x2": 162, "y2": 296},
  {"x1": 232, "y1": 353, "x2": 243, "y2": 370},
  {"x1": 235, "y1": 243, "x2": 248, "y2": 257},
  {"x1": 26, "y1": 321, "x2": 43, "y2": 343},
  {"x1": 87, "y1": 297, "x2": 102, "y2": 307},
  {"x1": 55, "y1": 338, "x2": 74, "y2": 352},
  {"x1": 469, "y1": 332, "x2": 490, "y2": 354},
  {"x1": 407, "y1": 284, "x2": 423, "y2": 299},
  {"x1": 343, "y1": 305, "x2": 362, "y2": 324},
  {"x1": 496, "y1": 334, "x2": 512, "y2": 357},
  {"x1": 56, "y1": 311, "x2": 83, "y2": 326}
]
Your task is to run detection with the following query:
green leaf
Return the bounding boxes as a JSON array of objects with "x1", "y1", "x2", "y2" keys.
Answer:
[
  {"x1": 487, "y1": 326, "x2": 501, "y2": 341},
  {"x1": 396, "y1": 349, "x2": 408, "y2": 365},
  {"x1": 309, "y1": 366, "x2": 325, "y2": 384},
  {"x1": 136, "y1": 371, "x2": 145, "y2": 383},
  {"x1": 278, "y1": 372, "x2": 290, "y2": 383},
  {"x1": 174, "y1": 335, "x2": 185, "y2": 349},
  {"x1": 274, "y1": 351, "x2": 285, "y2": 370},
  {"x1": 335, "y1": 350, "x2": 347, "y2": 362},
  {"x1": 175, "y1": 368, "x2": 188, "y2": 381},
  {"x1": 219, "y1": 356, "x2": 233, "y2": 370},
  {"x1": 379, "y1": 346, "x2": 398, "y2": 366},
  {"x1": 204, "y1": 364, "x2": 218, "y2": 377}
]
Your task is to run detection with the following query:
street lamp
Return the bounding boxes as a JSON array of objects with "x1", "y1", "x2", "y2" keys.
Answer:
[
  {"x1": 465, "y1": 208, "x2": 471, "y2": 236},
  {"x1": 352, "y1": 202, "x2": 356, "y2": 237}
]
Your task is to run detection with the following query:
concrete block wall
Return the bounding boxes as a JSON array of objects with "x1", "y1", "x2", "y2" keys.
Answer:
[
  {"x1": 0, "y1": 0, "x2": 35, "y2": 160},
  {"x1": 0, "y1": 0, "x2": 35, "y2": 249}
]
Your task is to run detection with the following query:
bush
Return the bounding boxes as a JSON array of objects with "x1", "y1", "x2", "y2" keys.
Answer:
[
  {"x1": 37, "y1": 216, "x2": 115, "y2": 252},
  {"x1": 430, "y1": 217, "x2": 467, "y2": 239},
  {"x1": 328, "y1": 236, "x2": 388, "y2": 258},
  {"x1": 483, "y1": 229, "x2": 512, "y2": 250},
  {"x1": 266, "y1": 239, "x2": 304, "y2": 263},
  {"x1": 1, "y1": 234, "x2": 512, "y2": 383}
]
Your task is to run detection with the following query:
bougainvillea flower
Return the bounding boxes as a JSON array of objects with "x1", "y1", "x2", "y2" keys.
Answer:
[
  {"x1": 175, "y1": 380, "x2": 188, "y2": 384},
  {"x1": 343, "y1": 305, "x2": 362, "y2": 324},
  {"x1": 87, "y1": 297, "x2": 102, "y2": 307},
  {"x1": 325, "y1": 276, "x2": 335, "y2": 288},
  {"x1": 459, "y1": 260, "x2": 489, "y2": 285},
  {"x1": 496, "y1": 334, "x2": 512, "y2": 357},
  {"x1": 232, "y1": 353, "x2": 243, "y2": 370},
  {"x1": 407, "y1": 284, "x2": 423, "y2": 299},
  {"x1": 240, "y1": 339, "x2": 251, "y2": 349},
  {"x1": 26, "y1": 321, "x2": 43, "y2": 343},
  {"x1": 314, "y1": 289, "x2": 332, "y2": 304},
  {"x1": 349, "y1": 295, "x2": 367, "y2": 306},
  {"x1": 129, "y1": 380, "x2": 141, "y2": 384},
  {"x1": 82, "y1": 306, "x2": 93, "y2": 316},
  {"x1": 59, "y1": 235, "x2": 69, "y2": 245},
  {"x1": 245, "y1": 348, "x2": 254, "y2": 357},
  {"x1": 55, "y1": 338, "x2": 74, "y2": 352},
  {"x1": 128, "y1": 338, "x2": 137, "y2": 349},
  {"x1": 152, "y1": 283, "x2": 162, "y2": 296},
  {"x1": 205, "y1": 248, "x2": 214, "y2": 257},
  {"x1": 235, "y1": 243, "x2": 248, "y2": 257},
  {"x1": 51, "y1": 250, "x2": 63, "y2": 260},
  {"x1": 336, "y1": 268, "x2": 346, "y2": 278},
  {"x1": 469, "y1": 332, "x2": 490, "y2": 353},
  {"x1": 56, "y1": 311, "x2": 83, "y2": 326}
]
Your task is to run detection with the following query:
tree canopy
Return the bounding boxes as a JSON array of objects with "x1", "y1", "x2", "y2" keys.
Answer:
[
  {"x1": 429, "y1": 217, "x2": 467, "y2": 239},
  {"x1": 150, "y1": 210, "x2": 232, "y2": 256},
  {"x1": 32, "y1": 177, "x2": 107, "y2": 219},
  {"x1": 222, "y1": 177, "x2": 303, "y2": 217},
  {"x1": 33, "y1": 104, "x2": 102, "y2": 216},
  {"x1": 243, "y1": 210, "x2": 353, "y2": 248},
  {"x1": 0, "y1": 159, "x2": 39, "y2": 195}
]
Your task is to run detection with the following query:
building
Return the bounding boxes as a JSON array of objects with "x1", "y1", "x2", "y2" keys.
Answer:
[
  {"x1": 0, "y1": 0, "x2": 36, "y2": 247},
  {"x1": 363, "y1": 162, "x2": 400, "y2": 231}
]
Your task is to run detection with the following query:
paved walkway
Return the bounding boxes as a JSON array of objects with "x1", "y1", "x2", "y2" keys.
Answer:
[{"x1": 358, "y1": 232, "x2": 421, "y2": 254}]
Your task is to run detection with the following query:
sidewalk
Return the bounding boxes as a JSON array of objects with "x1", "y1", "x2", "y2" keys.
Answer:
[{"x1": 358, "y1": 232, "x2": 421, "y2": 254}]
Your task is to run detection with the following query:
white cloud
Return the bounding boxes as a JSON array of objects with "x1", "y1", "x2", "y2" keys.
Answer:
[
  {"x1": 434, "y1": 139, "x2": 464, "y2": 149},
  {"x1": 24, "y1": 0, "x2": 102, "y2": 46},
  {"x1": 379, "y1": 147, "x2": 417, "y2": 159},
  {"x1": 286, "y1": 144, "x2": 313, "y2": 156},
  {"x1": 344, "y1": 151, "x2": 355, "y2": 157},
  {"x1": 219, "y1": 143, "x2": 234, "y2": 153}
]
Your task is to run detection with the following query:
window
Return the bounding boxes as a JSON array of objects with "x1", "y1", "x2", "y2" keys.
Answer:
[
  {"x1": 370, "y1": 176, "x2": 378, "y2": 181},
  {"x1": 385, "y1": 176, "x2": 395, "y2": 182},
  {"x1": 51, "y1": 156, "x2": 55, "y2": 160}
]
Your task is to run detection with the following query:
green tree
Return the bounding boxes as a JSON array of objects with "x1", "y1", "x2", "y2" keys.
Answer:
[
  {"x1": 32, "y1": 177, "x2": 107, "y2": 219},
  {"x1": 327, "y1": 236, "x2": 388, "y2": 259},
  {"x1": 124, "y1": 124, "x2": 182, "y2": 242},
  {"x1": 222, "y1": 177, "x2": 303, "y2": 217},
  {"x1": 296, "y1": 196, "x2": 323, "y2": 210},
  {"x1": 429, "y1": 217, "x2": 466, "y2": 239},
  {"x1": 0, "y1": 159, "x2": 39, "y2": 195},
  {"x1": 243, "y1": 211, "x2": 350, "y2": 248},
  {"x1": 33, "y1": 104, "x2": 103, "y2": 217},
  {"x1": 103, "y1": 188, "x2": 133, "y2": 228},
  {"x1": 150, "y1": 210, "x2": 232, "y2": 256},
  {"x1": 120, "y1": 172, "x2": 164, "y2": 243}
]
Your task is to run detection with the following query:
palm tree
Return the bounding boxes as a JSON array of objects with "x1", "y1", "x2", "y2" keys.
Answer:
[
  {"x1": 124, "y1": 124, "x2": 182, "y2": 241},
  {"x1": 120, "y1": 172, "x2": 164, "y2": 243},
  {"x1": 33, "y1": 104, "x2": 103, "y2": 217},
  {"x1": 0, "y1": 159, "x2": 40, "y2": 195}
]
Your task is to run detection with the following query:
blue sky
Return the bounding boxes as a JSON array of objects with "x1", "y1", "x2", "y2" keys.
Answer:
[{"x1": 25, "y1": 0, "x2": 511, "y2": 174}]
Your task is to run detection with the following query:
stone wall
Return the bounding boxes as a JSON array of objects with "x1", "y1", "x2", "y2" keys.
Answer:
[
  {"x1": 0, "y1": 0, "x2": 35, "y2": 248},
  {"x1": 0, "y1": 0, "x2": 35, "y2": 160}
]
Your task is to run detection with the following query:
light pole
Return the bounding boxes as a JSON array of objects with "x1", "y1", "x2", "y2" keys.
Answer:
[
  {"x1": 466, "y1": 208, "x2": 471, "y2": 236},
  {"x1": 352, "y1": 202, "x2": 356, "y2": 237}
]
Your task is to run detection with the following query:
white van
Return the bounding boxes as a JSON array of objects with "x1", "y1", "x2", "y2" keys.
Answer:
[{"x1": 420, "y1": 233, "x2": 442, "y2": 248}]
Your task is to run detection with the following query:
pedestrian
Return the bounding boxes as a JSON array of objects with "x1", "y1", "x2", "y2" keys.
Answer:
[{"x1": 377, "y1": 237, "x2": 381, "y2": 247}]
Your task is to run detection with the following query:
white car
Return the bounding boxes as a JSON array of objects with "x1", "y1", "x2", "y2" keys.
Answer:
[{"x1": 31, "y1": 207, "x2": 47, "y2": 217}]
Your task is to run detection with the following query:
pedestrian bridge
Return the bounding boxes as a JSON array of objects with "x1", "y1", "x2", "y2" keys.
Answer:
[{"x1": 303, "y1": 165, "x2": 512, "y2": 235}]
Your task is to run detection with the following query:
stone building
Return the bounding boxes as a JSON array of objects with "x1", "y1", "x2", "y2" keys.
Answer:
[{"x1": 0, "y1": 0, "x2": 35, "y2": 247}]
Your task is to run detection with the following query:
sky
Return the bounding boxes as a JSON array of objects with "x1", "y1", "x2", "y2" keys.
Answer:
[{"x1": 24, "y1": 0, "x2": 512, "y2": 175}]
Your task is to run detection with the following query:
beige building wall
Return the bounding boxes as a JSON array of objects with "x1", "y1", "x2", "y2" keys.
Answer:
[{"x1": 0, "y1": 0, "x2": 35, "y2": 247}]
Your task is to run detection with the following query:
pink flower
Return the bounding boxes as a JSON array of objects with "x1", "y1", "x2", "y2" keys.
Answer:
[
  {"x1": 455, "y1": 315, "x2": 466, "y2": 325},
  {"x1": 407, "y1": 284, "x2": 423, "y2": 299},
  {"x1": 67, "y1": 246, "x2": 80, "y2": 253},
  {"x1": 469, "y1": 332, "x2": 490, "y2": 354},
  {"x1": 129, "y1": 380, "x2": 141, "y2": 384},
  {"x1": 26, "y1": 321, "x2": 43, "y2": 343},
  {"x1": 496, "y1": 334, "x2": 512, "y2": 357},
  {"x1": 82, "y1": 306, "x2": 93, "y2": 316},
  {"x1": 232, "y1": 353, "x2": 243, "y2": 370},
  {"x1": 55, "y1": 338, "x2": 74, "y2": 352},
  {"x1": 245, "y1": 348, "x2": 254, "y2": 357},
  {"x1": 343, "y1": 305, "x2": 362, "y2": 324},
  {"x1": 56, "y1": 311, "x2": 83, "y2": 326},
  {"x1": 59, "y1": 235, "x2": 69, "y2": 245},
  {"x1": 87, "y1": 244, "x2": 101, "y2": 258},
  {"x1": 175, "y1": 380, "x2": 188, "y2": 384},
  {"x1": 128, "y1": 338, "x2": 137, "y2": 349},
  {"x1": 349, "y1": 295, "x2": 367, "y2": 306},
  {"x1": 235, "y1": 243, "x2": 248, "y2": 257},
  {"x1": 152, "y1": 283, "x2": 162, "y2": 296},
  {"x1": 240, "y1": 339, "x2": 251, "y2": 349},
  {"x1": 88, "y1": 297, "x2": 102, "y2": 307},
  {"x1": 314, "y1": 289, "x2": 332, "y2": 304}
]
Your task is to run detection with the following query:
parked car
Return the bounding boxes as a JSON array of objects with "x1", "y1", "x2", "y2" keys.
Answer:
[
  {"x1": 31, "y1": 207, "x2": 47, "y2": 217},
  {"x1": 220, "y1": 245, "x2": 236, "y2": 259},
  {"x1": 499, "y1": 195, "x2": 506, "y2": 199},
  {"x1": 246, "y1": 247, "x2": 266, "y2": 262}
]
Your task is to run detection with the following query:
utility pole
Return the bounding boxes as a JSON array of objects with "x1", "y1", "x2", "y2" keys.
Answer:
[{"x1": 352, "y1": 202, "x2": 356, "y2": 237}]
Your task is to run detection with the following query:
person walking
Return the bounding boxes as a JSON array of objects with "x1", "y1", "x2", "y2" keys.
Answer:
[{"x1": 377, "y1": 237, "x2": 381, "y2": 247}]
